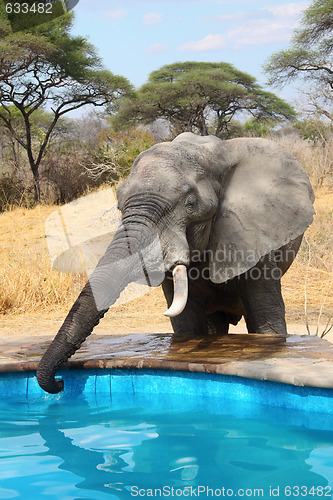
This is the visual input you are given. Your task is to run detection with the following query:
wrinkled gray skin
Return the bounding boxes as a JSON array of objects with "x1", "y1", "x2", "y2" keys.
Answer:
[{"x1": 37, "y1": 133, "x2": 315, "y2": 393}]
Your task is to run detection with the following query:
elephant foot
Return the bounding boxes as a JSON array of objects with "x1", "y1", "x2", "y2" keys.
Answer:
[{"x1": 245, "y1": 317, "x2": 287, "y2": 335}]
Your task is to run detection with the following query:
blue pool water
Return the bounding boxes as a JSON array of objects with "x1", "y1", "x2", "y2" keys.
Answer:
[{"x1": 1, "y1": 369, "x2": 333, "y2": 499}]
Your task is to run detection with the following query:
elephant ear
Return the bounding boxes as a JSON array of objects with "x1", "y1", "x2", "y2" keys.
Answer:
[{"x1": 208, "y1": 138, "x2": 315, "y2": 283}]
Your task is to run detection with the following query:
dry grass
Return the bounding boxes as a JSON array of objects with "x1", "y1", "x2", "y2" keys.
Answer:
[
  {"x1": 300, "y1": 189, "x2": 333, "y2": 272},
  {"x1": 0, "y1": 206, "x2": 86, "y2": 315},
  {"x1": 283, "y1": 260, "x2": 333, "y2": 325},
  {"x1": 275, "y1": 134, "x2": 333, "y2": 189},
  {"x1": 0, "y1": 136, "x2": 332, "y2": 335}
]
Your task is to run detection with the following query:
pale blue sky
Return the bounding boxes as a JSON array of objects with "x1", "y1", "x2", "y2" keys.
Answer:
[{"x1": 71, "y1": 0, "x2": 309, "y2": 102}]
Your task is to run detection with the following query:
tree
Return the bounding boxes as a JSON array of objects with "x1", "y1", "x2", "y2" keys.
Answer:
[
  {"x1": 264, "y1": 0, "x2": 333, "y2": 121},
  {"x1": 0, "y1": 0, "x2": 11, "y2": 38},
  {"x1": 0, "y1": 12, "x2": 133, "y2": 201},
  {"x1": 0, "y1": 106, "x2": 62, "y2": 173},
  {"x1": 114, "y1": 62, "x2": 295, "y2": 138}
]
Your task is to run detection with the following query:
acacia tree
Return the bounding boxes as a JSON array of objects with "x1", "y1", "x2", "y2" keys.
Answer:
[
  {"x1": 264, "y1": 0, "x2": 333, "y2": 121},
  {"x1": 0, "y1": 13, "x2": 133, "y2": 201},
  {"x1": 114, "y1": 62, "x2": 295, "y2": 137}
]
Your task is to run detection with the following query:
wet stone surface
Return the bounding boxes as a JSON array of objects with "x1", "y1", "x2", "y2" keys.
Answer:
[{"x1": 1, "y1": 332, "x2": 333, "y2": 389}]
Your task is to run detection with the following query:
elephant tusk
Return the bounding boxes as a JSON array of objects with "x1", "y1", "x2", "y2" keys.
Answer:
[{"x1": 163, "y1": 264, "x2": 188, "y2": 318}]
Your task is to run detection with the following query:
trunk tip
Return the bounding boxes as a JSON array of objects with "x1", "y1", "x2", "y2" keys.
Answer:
[{"x1": 37, "y1": 370, "x2": 64, "y2": 394}]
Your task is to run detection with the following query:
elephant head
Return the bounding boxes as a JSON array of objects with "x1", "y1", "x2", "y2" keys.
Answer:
[{"x1": 37, "y1": 132, "x2": 315, "y2": 393}]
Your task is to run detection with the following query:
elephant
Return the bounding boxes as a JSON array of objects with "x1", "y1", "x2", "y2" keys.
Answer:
[{"x1": 37, "y1": 132, "x2": 315, "y2": 393}]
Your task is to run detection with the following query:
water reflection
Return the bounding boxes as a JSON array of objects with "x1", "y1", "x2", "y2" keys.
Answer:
[{"x1": 1, "y1": 393, "x2": 333, "y2": 499}]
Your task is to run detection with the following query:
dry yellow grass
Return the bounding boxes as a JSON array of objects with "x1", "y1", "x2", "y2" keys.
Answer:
[
  {"x1": 0, "y1": 166, "x2": 332, "y2": 336},
  {"x1": 0, "y1": 205, "x2": 86, "y2": 315},
  {"x1": 283, "y1": 188, "x2": 333, "y2": 330}
]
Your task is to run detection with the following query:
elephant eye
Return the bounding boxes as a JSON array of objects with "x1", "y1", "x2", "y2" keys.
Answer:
[{"x1": 185, "y1": 194, "x2": 196, "y2": 209}]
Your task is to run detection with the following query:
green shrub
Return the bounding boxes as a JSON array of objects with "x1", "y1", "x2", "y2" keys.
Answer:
[
  {"x1": 86, "y1": 128, "x2": 157, "y2": 183},
  {"x1": 296, "y1": 118, "x2": 332, "y2": 146},
  {"x1": 243, "y1": 119, "x2": 271, "y2": 137}
]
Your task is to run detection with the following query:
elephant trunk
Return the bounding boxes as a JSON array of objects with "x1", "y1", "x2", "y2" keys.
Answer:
[
  {"x1": 37, "y1": 284, "x2": 108, "y2": 394},
  {"x1": 37, "y1": 224, "x2": 161, "y2": 394}
]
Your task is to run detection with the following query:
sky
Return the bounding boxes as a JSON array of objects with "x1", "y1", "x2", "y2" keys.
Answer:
[{"x1": 70, "y1": 0, "x2": 310, "y2": 104}]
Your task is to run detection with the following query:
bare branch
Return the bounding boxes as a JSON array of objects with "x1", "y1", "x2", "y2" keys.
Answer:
[
  {"x1": 304, "y1": 235, "x2": 312, "y2": 336},
  {"x1": 0, "y1": 111, "x2": 27, "y2": 149}
]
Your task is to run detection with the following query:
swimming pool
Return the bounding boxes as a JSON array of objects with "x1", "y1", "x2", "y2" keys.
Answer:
[{"x1": 1, "y1": 369, "x2": 333, "y2": 499}]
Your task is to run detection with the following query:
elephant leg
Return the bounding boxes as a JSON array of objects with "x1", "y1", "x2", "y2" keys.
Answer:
[
  {"x1": 240, "y1": 255, "x2": 287, "y2": 335},
  {"x1": 162, "y1": 278, "x2": 208, "y2": 335},
  {"x1": 206, "y1": 312, "x2": 229, "y2": 335}
]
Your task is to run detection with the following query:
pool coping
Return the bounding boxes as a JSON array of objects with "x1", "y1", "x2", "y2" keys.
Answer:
[{"x1": 2, "y1": 332, "x2": 333, "y2": 390}]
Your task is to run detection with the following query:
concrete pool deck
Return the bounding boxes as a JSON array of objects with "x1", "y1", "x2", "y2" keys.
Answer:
[{"x1": 1, "y1": 332, "x2": 333, "y2": 389}]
